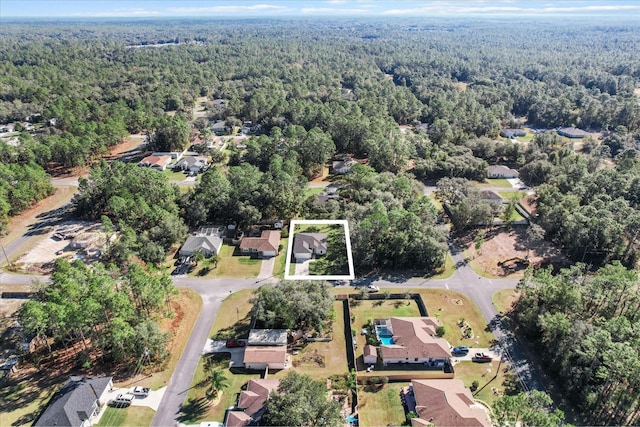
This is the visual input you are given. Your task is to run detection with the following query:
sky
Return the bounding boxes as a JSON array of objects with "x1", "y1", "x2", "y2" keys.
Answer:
[{"x1": 1, "y1": 0, "x2": 639, "y2": 18}]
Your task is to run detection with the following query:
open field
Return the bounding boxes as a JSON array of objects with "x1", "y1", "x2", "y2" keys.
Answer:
[
  {"x1": 462, "y1": 226, "x2": 567, "y2": 278},
  {"x1": 358, "y1": 382, "x2": 407, "y2": 427},
  {"x1": 492, "y1": 288, "x2": 520, "y2": 315}
]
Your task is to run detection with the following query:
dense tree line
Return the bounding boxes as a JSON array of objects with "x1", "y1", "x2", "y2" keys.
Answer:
[
  {"x1": 342, "y1": 164, "x2": 447, "y2": 271},
  {"x1": 18, "y1": 259, "x2": 176, "y2": 365},
  {"x1": 73, "y1": 160, "x2": 187, "y2": 265},
  {"x1": 531, "y1": 149, "x2": 640, "y2": 267},
  {"x1": 513, "y1": 263, "x2": 640, "y2": 425},
  {"x1": 0, "y1": 142, "x2": 54, "y2": 233}
]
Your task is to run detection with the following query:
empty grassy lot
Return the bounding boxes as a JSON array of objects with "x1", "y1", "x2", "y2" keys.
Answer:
[
  {"x1": 475, "y1": 178, "x2": 513, "y2": 188},
  {"x1": 453, "y1": 360, "x2": 511, "y2": 407}
]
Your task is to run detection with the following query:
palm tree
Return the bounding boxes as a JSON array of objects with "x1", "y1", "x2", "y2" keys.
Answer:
[
  {"x1": 209, "y1": 254, "x2": 219, "y2": 269},
  {"x1": 205, "y1": 368, "x2": 229, "y2": 400},
  {"x1": 192, "y1": 250, "x2": 205, "y2": 267}
]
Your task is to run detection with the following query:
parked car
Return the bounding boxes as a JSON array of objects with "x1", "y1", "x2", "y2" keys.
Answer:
[
  {"x1": 110, "y1": 393, "x2": 135, "y2": 407},
  {"x1": 132, "y1": 386, "x2": 150, "y2": 397},
  {"x1": 452, "y1": 346, "x2": 469, "y2": 355},
  {"x1": 226, "y1": 339, "x2": 246, "y2": 348},
  {"x1": 473, "y1": 352, "x2": 492, "y2": 362},
  {"x1": 366, "y1": 285, "x2": 380, "y2": 293}
]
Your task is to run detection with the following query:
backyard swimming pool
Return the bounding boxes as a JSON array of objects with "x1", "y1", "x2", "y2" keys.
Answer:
[
  {"x1": 375, "y1": 324, "x2": 394, "y2": 344},
  {"x1": 379, "y1": 336, "x2": 394, "y2": 345}
]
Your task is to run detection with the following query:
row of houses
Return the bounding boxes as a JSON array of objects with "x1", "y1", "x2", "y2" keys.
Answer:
[
  {"x1": 138, "y1": 152, "x2": 209, "y2": 172},
  {"x1": 178, "y1": 225, "x2": 328, "y2": 263}
]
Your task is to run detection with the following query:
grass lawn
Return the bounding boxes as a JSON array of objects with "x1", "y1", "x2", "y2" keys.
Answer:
[
  {"x1": 292, "y1": 223, "x2": 349, "y2": 276},
  {"x1": 358, "y1": 383, "x2": 407, "y2": 427},
  {"x1": 272, "y1": 237, "x2": 288, "y2": 278},
  {"x1": 414, "y1": 289, "x2": 494, "y2": 347},
  {"x1": 453, "y1": 360, "x2": 511, "y2": 407},
  {"x1": 475, "y1": 179, "x2": 513, "y2": 188},
  {"x1": 498, "y1": 191, "x2": 526, "y2": 200},
  {"x1": 275, "y1": 301, "x2": 349, "y2": 382},
  {"x1": 492, "y1": 288, "x2": 520, "y2": 315},
  {"x1": 96, "y1": 406, "x2": 156, "y2": 427},
  {"x1": 429, "y1": 252, "x2": 455, "y2": 279},
  {"x1": 210, "y1": 289, "x2": 255, "y2": 340},
  {"x1": 181, "y1": 355, "x2": 260, "y2": 424},
  {"x1": 303, "y1": 186, "x2": 324, "y2": 198},
  {"x1": 145, "y1": 288, "x2": 203, "y2": 390},
  {"x1": 191, "y1": 244, "x2": 261, "y2": 278},
  {"x1": 0, "y1": 378, "x2": 62, "y2": 426},
  {"x1": 164, "y1": 169, "x2": 187, "y2": 181}
]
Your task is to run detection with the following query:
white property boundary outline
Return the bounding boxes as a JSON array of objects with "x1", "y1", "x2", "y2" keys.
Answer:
[{"x1": 284, "y1": 219, "x2": 355, "y2": 281}]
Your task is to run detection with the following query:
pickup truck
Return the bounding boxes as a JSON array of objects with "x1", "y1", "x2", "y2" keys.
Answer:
[
  {"x1": 132, "y1": 386, "x2": 150, "y2": 397},
  {"x1": 110, "y1": 393, "x2": 135, "y2": 407}
]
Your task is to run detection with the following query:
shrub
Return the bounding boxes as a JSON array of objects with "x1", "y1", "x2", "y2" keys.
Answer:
[{"x1": 436, "y1": 326, "x2": 446, "y2": 337}]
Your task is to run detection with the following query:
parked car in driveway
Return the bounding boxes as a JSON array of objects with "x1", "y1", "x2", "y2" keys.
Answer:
[
  {"x1": 132, "y1": 386, "x2": 150, "y2": 397},
  {"x1": 366, "y1": 285, "x2": 380, "y2": 292},
  {"x1": 472, "y1": 352, "x2": 492, "y2": 362},
  {"x1": 110, "y1": 393, "x2": 135, "y2": 407},
  {"x1": 226, "y1": 339, "x2": 246, "y2": 348},
  {"x1": 452, "y1": 346, "x2": 469, "y2": 355}
]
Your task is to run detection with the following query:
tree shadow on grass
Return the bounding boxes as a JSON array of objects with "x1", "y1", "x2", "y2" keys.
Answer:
[{"x1": 177, "y1": 397, "x2": 210, "y2": 424}]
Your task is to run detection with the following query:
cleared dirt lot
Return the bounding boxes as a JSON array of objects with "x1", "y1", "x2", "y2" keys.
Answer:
[
  {"x1": 462, "y1": 226, "x2": 568, "y2": 278},
  {"x1": 14, "y1": 221, "x2": 106, "y2": 274}
]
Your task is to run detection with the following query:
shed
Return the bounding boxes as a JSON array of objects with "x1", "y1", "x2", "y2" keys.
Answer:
[{"x1": 363, "y1": 345, "x2": 378, "y2": 365}]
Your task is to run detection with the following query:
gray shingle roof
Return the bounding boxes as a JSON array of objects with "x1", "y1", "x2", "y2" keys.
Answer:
[{"x1": 35, "y1": 376, "x2": 112, "y2": 427}]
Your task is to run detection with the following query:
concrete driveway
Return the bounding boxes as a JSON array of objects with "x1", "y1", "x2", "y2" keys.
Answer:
[
  {"x1": 449, "y1": 348, "x2": 502, "y2": 365},
  {"x1": 203, "y1": 339, "x2": 246, "y2": 367}
]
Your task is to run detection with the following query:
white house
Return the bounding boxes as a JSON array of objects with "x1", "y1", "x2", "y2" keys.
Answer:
[{"x1": 487, "y1": 165, "x2": 519, "y2": 179}]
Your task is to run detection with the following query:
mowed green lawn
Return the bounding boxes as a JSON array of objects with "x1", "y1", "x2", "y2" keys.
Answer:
[
  {"x1": 191, "y1": 244, "x2": 262, "y2": 278},
  {"x1": 358, "y1": 383, "x2": 407, "y2": 427},
  {"x1": 96, "y1": 406, "x2": 156, "y2": 427}
]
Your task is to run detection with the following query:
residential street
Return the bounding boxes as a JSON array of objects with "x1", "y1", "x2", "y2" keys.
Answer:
[{"x1": 0, "y1": 180, "x2": 548, "y2": 426}]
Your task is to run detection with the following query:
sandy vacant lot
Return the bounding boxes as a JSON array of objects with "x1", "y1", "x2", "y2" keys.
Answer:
[
  {"x1": 463, "y1": 226, "x2": 568, "y2": 277},
  {"x1": 15, "y1": 221, "x2": 106, "y2": 273}
]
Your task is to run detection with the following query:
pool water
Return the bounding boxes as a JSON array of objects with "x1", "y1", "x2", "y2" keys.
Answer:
[{"x1": 379, "y1": 336, "x2": 394, "y2": 345}]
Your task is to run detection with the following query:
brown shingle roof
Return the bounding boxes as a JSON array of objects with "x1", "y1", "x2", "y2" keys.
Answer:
[
  {"x1": 226, "y1": 411, "x2": 252, "y2": 427},
  {"x1": 237, "y1": 379, "x2": 280, "y2": 417},
  {"x1": 411, "y1": 379, "x2": 491, "y2": 427},
  {"x1": 364, "y1": 344, "x2": 377, "y2": 358},
  {"x1": 380, "y1": 317, "x2": 451, "y2": 360},
  {"x1": 239, "y1": 230, "x2": 281, "y2": 253},
  {"x1": 139, "y1": 155, "x2": 170, "y2": 168}
]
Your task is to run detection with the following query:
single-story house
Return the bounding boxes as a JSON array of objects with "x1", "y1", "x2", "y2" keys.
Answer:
[
  {"x1": 406, "y1": 379, "x2": 491, "y2": 427},
  {"x1": 173, "y1": 156, "x2": 208, "y2": 173},
  {"x1": 293, "y1": 233, "x2": 327, "y2": 262},
  {"x1": 34, "y1": 376, "x2": 113, "y2": 427},
  {"x1": 179, "y1": 235, "x2": 223, "y2": 258},
  {"x1": 247, "y1": 329, "x2": 288, "y2": 347},
  {"x1": 226, "y1": 378, "x2": 280, "y2": 427},
  {"x1": 363, "y1": 344, "x2": 378, "y2": 365},
  {"x1": 239, "y1": 230, "x2": 281, "y2": 258},
  {"x1": 500, "y1": 128, "x2": 526, "y2": 138},
  {"x1": 557, "y1": 127, "x2": 589, "y2": 138},
  {"x1": 138, "y1": 155, "x2": 171, "y2": 171},
  {"x1": 243, "y1": 346, "x2": 288, "y2": 371},
  {"x1": 212, "y1": 120, "x2": 230, "y2": 135},
  {"x1": 378, "y1": 317, "x2": 451, "y2": 366},
  {"x1": 487, "y1": 165, "x2": 519, "y2": 179},
  {"x1": 332, "y1": 157, "x2": 358, "y2": 174}
]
